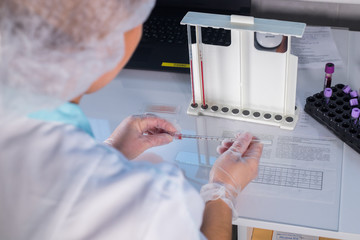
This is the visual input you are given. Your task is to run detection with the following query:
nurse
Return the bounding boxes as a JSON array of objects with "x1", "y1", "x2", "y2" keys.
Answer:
[{"x1": 0, "y1": 0, "x2": 263, "y2": 239}]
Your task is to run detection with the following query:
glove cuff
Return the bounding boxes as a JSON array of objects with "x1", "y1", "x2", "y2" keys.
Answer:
[{"x1": 200, "y1": 182, "x2": 240, "y2": 219}]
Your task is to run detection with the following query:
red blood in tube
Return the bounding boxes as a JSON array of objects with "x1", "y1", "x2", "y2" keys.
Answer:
[
  {"x1": 324, "y1": 77, "x2": 332, "y2": 89},
  {"x1": 190, "y1": 60, "x2": 195, "y2": 105},
  {"x1": 200, "y1": 61, "x2": 206, "y2": 105}
]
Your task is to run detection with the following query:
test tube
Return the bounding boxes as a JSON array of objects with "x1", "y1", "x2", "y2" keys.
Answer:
[
  {"x1": 323, "y1": 88, "x2": 332, "y2": 104},
  {"x1": 350, "y1": 90, "x2": 358, "y2": 99},
  {"x1": 350, "y1": 98, "x2": 358, "y2": 107},
  {"x1": 351, "y1": 108, "x2": 360, "y2": 127},
  {"x1": 195, "y1": 26, "x2": 207, "y2": 109},
  {"x1": 323, "y1": 63, "x2": 334, "y2": 90},
  {"x1": 187, "y1": 25, "x2": 197, "y2": 108},
  {"x1": 343, "y1": 85, "x2": 351, "y2": 94},
  {"x1": 349, "y1": 90, "x2": 359, "y2": 107}
]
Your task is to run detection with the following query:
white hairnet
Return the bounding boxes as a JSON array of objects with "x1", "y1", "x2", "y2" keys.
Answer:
[{"x1": 0, "y1": 0, "x2": 155, "y2": 118}]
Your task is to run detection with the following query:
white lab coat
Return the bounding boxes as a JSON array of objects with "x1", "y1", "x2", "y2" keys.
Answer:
[{"x1": 0, "y1": 117, "x2": 206, "y2": 240}]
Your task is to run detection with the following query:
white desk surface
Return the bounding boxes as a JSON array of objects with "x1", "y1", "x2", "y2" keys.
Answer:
[{"x1": 80, "y1": 29, "x2": 360, "y2": 240}]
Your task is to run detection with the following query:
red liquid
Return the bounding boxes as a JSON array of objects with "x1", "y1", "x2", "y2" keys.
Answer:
[
  {"x1": 190, "y1": 60, "x2": 195, "y2": 105},
  {"x1": 324, "y1": 75, "x2": 332, "y2": 89},
  {"x1": 200, "y1": 61, "x2": 206, "y2": 105}
]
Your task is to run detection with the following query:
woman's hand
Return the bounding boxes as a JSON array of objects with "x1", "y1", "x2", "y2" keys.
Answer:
[
  {"x1": 104, "y1": 114, "x2": 177, "y2": 159},
  {"x1": 211, "y1": 132, "x2": 263, "y2": 193},
  {"x1": 200, "y1": 132, "x2": 263, "y2": 225}
]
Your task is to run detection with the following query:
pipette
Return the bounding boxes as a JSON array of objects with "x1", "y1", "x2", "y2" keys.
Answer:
[
  {"x1": 195, "y1": 25, "x2": 207, "y2": 109},
  {"x1": 187, "y1": 25, "x2": 197, "y2": 108},
  {"x1": 173, "y1": 133, "x2": 272, "y2": 145}
]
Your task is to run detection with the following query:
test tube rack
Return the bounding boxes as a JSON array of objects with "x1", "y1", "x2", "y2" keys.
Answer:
[
  {"x1": 304, "y1": 84, "x2": 360, "y2": 154},
  {"x1": 180, "y1": 12, "x2": 306, "y2": 130}
]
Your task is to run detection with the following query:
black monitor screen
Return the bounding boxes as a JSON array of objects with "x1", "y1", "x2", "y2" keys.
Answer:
[{"x1": 155, "y1": 0, "x2": 251, "y2": 15}]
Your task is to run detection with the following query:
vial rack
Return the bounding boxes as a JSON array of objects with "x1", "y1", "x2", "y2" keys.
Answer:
[
  {"x1": 304, "y1": 84, "x2": 360, "y2": 154},
  {"x1": 180, "y1": 12, "x2": 306, "y2": 130}
]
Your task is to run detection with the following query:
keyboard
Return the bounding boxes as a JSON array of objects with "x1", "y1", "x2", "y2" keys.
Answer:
[{"x1": 142, "y1": 16, "x2": 231, "y2": 46}]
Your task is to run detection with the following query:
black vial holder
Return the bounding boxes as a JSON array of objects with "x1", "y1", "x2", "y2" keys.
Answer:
[{"x1": 304, "y1": 84, "x2": 360, "y2": 154}]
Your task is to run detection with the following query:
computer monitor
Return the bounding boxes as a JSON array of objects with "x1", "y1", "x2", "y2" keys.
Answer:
[
  {"x1": 125, "y1": 0, "x2": 251, "y2": 73},
  {"x1": 155, "y1": 0, "x2": 251, "y2": 15}
]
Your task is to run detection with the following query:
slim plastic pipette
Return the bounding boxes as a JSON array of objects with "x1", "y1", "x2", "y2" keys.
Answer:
[
  {"x1": 187, "y1": 25, "x2": 196, "y2": 107},
  {"x1": 195, "y1": 26, "x2": 207, "y2": 108},
  {"x1": 173, "y1": 133, "x2": 272, "y2": 145}
]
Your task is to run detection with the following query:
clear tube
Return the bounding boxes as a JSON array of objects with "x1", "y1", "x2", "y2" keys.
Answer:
[
  {"x1": 173, "y1": 133, "x2": 272, "y2": 145},
  {"x1": 351, "y1": 108, "x2": 360, "y2": 127},
  {"x1": 323, "y1": 63, "x2": 334, "y2": 90},
  {"x1": 323, "y1": 88, "x2": 332, "y2": 105},
  {"x1": 187, "y1": 25, "x2": 197, "y2": 107},
  {"x1": 195, "y1": 26, "x2": 207, "y2": 109},
  {"x1": 324, "y1": 73, "x2": 332, "y2": 90}
]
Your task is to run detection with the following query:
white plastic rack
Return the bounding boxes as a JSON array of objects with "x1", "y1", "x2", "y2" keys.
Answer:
[{"x1": 180, "y1": 12, "x2": 306, "y2": 130}]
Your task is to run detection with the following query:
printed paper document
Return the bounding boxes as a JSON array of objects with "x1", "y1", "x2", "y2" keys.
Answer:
[{"x1": 291, "y1": 26, "x2": 343, "y2": 69}]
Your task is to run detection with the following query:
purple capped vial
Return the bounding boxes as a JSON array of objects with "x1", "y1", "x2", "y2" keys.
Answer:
[
  {"x1": 343, "y1": 85, "x2": 351, "y2": 94},
  {"x1": 351, "y1": 108, "x2": 360, "y2": 126},
  {"x1": 350, "y1": 90, "x2": 358, "y2": 98},
  {"x1": 323, "y1": 63, "x2": 334, "y2": 90},
  {"x1": 323, "y1": 87, "x2": 332, "y2": 104},
  {"x1": 350, "y1": 98, "x2": 359, "y2": 106}
]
